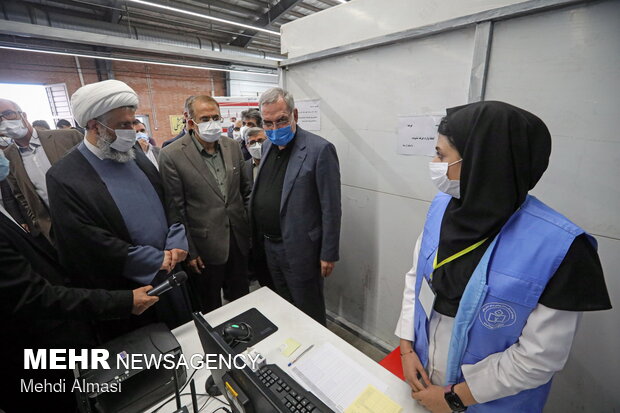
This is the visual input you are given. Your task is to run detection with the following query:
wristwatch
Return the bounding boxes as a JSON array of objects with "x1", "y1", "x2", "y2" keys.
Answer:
[{"x1": 444, "y1": 384, "x2": 467, "y2": 412}]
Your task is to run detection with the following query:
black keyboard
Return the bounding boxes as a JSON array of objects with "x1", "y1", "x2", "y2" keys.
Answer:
[{"x1": 256, "y1": 364, "x2": 333, "y2": 413}]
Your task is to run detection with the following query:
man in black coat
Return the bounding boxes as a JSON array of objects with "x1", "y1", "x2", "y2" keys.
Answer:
[
  {"x1": 0, "y1": 148, "x2": 159, "y2": 412},
  {"x1": 47, "y1": 80, "x2": 191, "y2": 342}
]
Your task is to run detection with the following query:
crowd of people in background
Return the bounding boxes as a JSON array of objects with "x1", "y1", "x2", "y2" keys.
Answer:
[
  {"x1": 0, "y1": 81, "x2": 341, "y2": 411},
  {"x1": 2, "y1": 78, "x2": 611, "y2": 413}
]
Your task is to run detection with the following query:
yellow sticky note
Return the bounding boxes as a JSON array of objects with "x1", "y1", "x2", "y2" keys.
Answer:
[
  {"x1": 345, "y1": 385, "x2": 402, "y2": 413},
  {"x1": 281, "y1": 338, "x2": 301, "y2": 357}
]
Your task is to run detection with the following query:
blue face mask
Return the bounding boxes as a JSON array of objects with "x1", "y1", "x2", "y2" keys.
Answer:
[
  {"x1": 0, "y1": 151, "x2": 10, "y2": 182},
  {"x1": 265, "y1": 125, "x2": 295, "y2": 146}
]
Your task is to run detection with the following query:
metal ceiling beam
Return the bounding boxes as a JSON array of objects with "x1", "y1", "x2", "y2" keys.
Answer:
[
  {"x1": 229, "y1": 0, "x2": 303, "y2": 48},
  {"x1": 311, "y1": 0, "x2": 340, "y2": 7},
  {"x1": 294, "y1": 2, "x2": 323, "y2": 13},
  {"x1": 0, "y1": 20, "x2": 280, "y2": 68},
  {"x1": 175, "y1": 0, "x2": 263, "y2": 17}
]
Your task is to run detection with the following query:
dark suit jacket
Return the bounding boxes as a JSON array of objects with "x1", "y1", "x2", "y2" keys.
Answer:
[
  {"x1": 159, "y1": 133, "x2": 252, "y2": 265},
  {"x1": 162, "y1": 130, "x2": 186, "y2": 148},
  {"x1": 5, "y1": 129, "x2": 83, "y2": 240},
  {"x1": 0, "y1": 212, "x2": 132, "y2": 411},
  {"x1": 46, "y1": 143, "x2": 185, "y2": 339},
  {"x1": 250, "y1": 127, "x2": 342, "y2": 277},
  {"x1": 0, "y1": 178, "x2": 25, "y2": 224},
  {"x1": 243, "y1": 158, "x2": 259, "y2": 187}
]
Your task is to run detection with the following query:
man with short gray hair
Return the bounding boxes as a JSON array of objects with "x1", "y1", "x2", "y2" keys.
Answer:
[
  {"x1": 250, "y1": 87, "x2": 341, "y2": 325},
  {"x1": 0, "y1": 98, "x2": 82, "y2": 241}
]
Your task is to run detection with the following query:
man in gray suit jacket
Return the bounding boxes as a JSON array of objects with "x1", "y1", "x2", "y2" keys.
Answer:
[
  {"x1": 159, "y1": 95, "x2": 252, "y2": 313},
  {"x1": 251, "y1": 88, "x2": 341, "y2": 325},
  {"x1": 0, "y1": 98, "x2": 82, "y2": 241}
]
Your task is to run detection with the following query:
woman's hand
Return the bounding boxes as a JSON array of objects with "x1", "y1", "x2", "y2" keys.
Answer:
[
  {"x1": 400, "y1": 340, "x2": 430, "y2": 392},
  {"x1": 412, "y1": 385, "x2": 451, "y2": 413}
]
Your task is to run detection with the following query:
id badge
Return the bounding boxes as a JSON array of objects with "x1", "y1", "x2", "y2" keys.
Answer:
[{"x1": 419, "y1": 277, "x2": 436, "y2": 319}]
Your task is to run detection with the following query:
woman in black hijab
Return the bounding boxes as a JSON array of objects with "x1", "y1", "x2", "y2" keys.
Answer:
[{"x1": 395, "y1": 101, "x2": 611, "y2": 413}]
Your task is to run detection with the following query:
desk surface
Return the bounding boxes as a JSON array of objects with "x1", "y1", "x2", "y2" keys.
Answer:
[{"x1": 146, "y1": 287, "x2": 422, "y2": 413}]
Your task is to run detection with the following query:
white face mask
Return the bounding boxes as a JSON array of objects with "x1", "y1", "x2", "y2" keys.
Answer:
[
  {"x1": 195, "y1": 120, "x2": 222, "y2": 143},
  {"x1": 248, "y1": 142, "x2": 262, "y2": 160},
  {"x1": 0, "y1": 119, "x2": 29, "y2": 140},
  {"x1": 240, "y1": 125, "x2": 249, "y2": 140},
  {"x1": 429, "y1": 159, "x2": 462, "y2": 199},
  {"x1": 233, "y1": 130, "x2": 242, "y2": 140},
  {"x1": 136, "y1": 132, "x2": 149, "y2": 143},
  {"x1": 98, "y1": 122, "x2": 137, "y2": 153}
]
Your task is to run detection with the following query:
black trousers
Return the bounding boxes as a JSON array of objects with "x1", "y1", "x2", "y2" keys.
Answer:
[
  {"x1": 264, "y1": 238, "x2": 326, "y2": 325},
  {"x1": 249, "y1": 236, "x2": 275, "y2": 290},
  {"x1": 191, "y1": 233, "x2": 249, "y2": 314}
]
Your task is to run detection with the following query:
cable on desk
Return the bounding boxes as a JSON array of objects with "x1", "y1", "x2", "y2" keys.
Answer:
[
  {"x1": 209, "y1": 408, "x2": 232, "y2": 413},
  {"x1": 150, "y1": 364, "x2": 200, "y2": 413},
  {"x1": 214, "y1": 395, "x2": 230, "y2": 406},
  {"x1": 151, "y1": 392, "x2": 211, "y2": 413}
]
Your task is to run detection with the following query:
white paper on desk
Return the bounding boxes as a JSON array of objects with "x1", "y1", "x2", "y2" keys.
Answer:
[{"x1": 290, "y1": 343, "x2": 389, "y2": 413}]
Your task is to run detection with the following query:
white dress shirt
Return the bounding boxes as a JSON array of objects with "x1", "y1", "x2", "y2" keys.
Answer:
[
  {"x1": 16, "y1": 129, "x2": 52, "y2": 207},
  {"x1": 83, "y1": 136, "x2": 105, "y2": 160},
  {"x1": 395, "y1": 233, "x2": 581, "y2": 404},
  {"x1": 143, "y1": 144, "x2": 159, "y2": 170}
]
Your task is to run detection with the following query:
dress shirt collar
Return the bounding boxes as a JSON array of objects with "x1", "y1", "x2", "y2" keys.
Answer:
[
  {"x1": 16, "y1": 128, "x2": 39, "y2": 153},
  {"x1": 83, "y1": 136, "x2": 106, "y2": 160},
  {"x1": 190, "y1": 130, "x2": 220, "y2": 156}
]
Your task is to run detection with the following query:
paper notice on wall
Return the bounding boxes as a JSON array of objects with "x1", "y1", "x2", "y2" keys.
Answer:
[
  {"x1": 296, "y1": 99, "x2": 321, "y2": 131},
  {"x1": 169, "y1": 115, "x2": 185, "y2": 135},
  {"x1": 397, "y1": 115, "x2": 442, "y2": 156}
]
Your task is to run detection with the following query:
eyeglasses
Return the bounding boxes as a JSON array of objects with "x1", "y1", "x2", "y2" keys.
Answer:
[
  {"x1": 263, "y1": 118, "x2": 290, "y2": 129},
  {"x1": 0, "y1": 110, "x2": 22, "y2": 122},
  {"x1": 247, "y1": 138, "x2": 266, "y2": 147},
  {"x1": 193, "y1": 115, "x2": 222, "y2": 123}
]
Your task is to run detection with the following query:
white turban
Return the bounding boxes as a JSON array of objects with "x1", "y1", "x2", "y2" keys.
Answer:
[{"x1": 71, "y1": 79, "x2": 139, "y2": 127}]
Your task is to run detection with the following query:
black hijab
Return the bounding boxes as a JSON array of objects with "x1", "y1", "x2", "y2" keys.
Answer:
[
  {"x1": 436, "y1": 101, "x2": 551, "y2": 262},
  {"x1": 431, "y1": 101, "x2": 611, "y2": 316}
]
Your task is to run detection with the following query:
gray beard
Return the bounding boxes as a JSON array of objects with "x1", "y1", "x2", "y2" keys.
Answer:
[{"x1": 96, "y1": 129, "x2": 135, "y2": 163}]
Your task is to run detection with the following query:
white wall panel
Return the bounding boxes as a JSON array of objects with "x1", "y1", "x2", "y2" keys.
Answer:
[
  {"x1": 282, "y1": 0, "x2": 619, "y2": 411},
  {"x1": 485, "y1": 1, "x2": 620, "y2": 238},
  {"x1": 281, "y1": 0, "x2": 529, "y2": 57}
]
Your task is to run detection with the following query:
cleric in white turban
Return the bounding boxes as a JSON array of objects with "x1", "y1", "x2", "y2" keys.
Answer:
[
  {"x1": 71, "y1": 79, "x2": 139, "y2": 128},
  {"x1": 46, "y1": 79, "x2": 191, "y2": 341}
]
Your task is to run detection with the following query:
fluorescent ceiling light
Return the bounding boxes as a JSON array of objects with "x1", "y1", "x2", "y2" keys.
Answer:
[
  {"x1": 0, "y1": 45, "x2": 278, "y2": 77},
  {"x1": 127, "y1": 0, "x2": 280, "y2": 36}
]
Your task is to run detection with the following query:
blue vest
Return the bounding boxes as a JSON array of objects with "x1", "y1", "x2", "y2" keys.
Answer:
[{"x1": 413, "y1": 193, "x2": 595, "y2": 412}]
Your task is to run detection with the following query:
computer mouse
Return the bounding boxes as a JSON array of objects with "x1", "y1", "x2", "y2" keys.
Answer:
[{"x1": 222, "y1": 322, "x2": 251, "y2": 340}]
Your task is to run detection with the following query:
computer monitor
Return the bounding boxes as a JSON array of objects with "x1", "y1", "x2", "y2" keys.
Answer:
[{"x1": 192, "y1": 312, "x2": 287, "y2": 413}]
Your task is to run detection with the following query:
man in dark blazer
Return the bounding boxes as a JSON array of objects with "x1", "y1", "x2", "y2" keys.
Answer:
[
  {"x1": 0, "y1": 98, "x2": 82, "y2": 241},
  {"x1": 163, "y1": 95, "x2": 194, "y2": 148},
  {"x1": 251, "y1": 88, "x2": 341, "y2": 325},
  {"x1": 0, "y1": 149, "x2": 159, "y2": 412},
  {"x1": 47, "y1": 79, "x2": 190, "y2": 341},
  {"x1": 159, "y1": 95, "x2": 252, "y2": 313}
]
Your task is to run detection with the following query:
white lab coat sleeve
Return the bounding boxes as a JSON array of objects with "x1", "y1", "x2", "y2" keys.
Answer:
[
  {"x1": 395, "y1": 232, "x2": 424, "y2": 342},
  {"x1": 462, "y1": 304, "x2": 582, "y2": 404}
]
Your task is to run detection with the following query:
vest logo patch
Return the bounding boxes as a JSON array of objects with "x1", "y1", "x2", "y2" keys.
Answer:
[{"x1": 480, "y1": 302, "x2": 516, "y2": 330}]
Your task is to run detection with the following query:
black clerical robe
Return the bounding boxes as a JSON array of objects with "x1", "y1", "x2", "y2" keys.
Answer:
[
  {"x1": 0, "y1": 212, "x2": 133, "y2": 412},
  {"x1": 46, "y1": 144, "x2": 190, "y2": 341}
]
